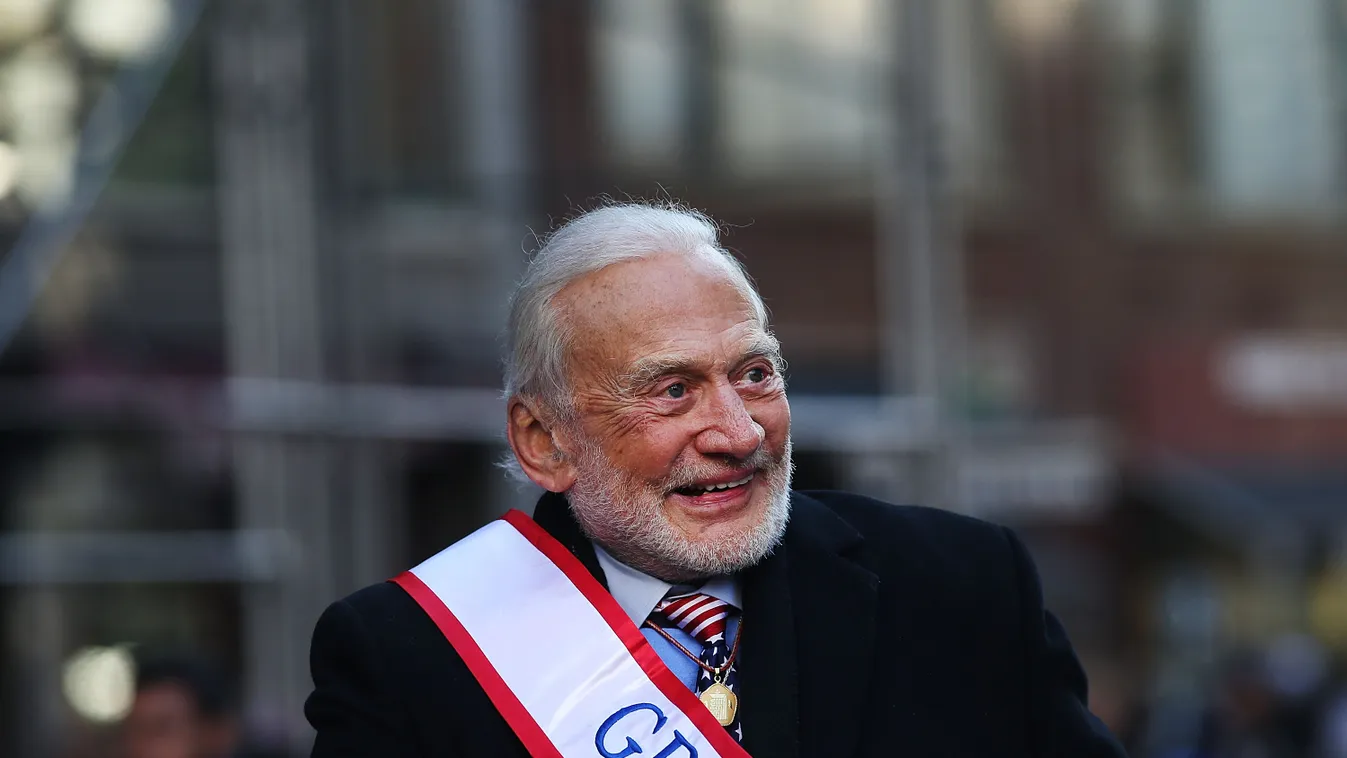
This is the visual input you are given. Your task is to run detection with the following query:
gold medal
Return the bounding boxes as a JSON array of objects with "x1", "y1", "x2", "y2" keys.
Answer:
[
  {"x1": 643, "y1": 616, "x2": 744, "y2": 727},
  {"x1": 700, "y1": 680, "x2": 738, "y2": 726}
]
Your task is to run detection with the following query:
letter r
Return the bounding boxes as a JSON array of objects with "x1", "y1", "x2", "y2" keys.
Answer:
[{"x1": 653, "y1": 730, "x2": 698, "y2": 758}]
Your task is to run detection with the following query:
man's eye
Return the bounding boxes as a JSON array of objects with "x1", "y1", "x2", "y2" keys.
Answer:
[
  {"x1": 665, "y1": 382, "x2": 687, "y2": 399},
  {"x1": 745, "y1": 367, "x2": 768, "y2": 383}
]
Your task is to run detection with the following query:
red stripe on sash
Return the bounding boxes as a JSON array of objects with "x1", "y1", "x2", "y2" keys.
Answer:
[
  {"x1": 391, "y1": 570, "x2": 564, "y2": 758},
  {"x1": 501, "y1": 509, "x2": 751, "y2": 758}
]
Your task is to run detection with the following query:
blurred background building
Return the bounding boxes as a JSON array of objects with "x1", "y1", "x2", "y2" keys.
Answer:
[{"x1": 0, "y1": 0, "x2": 1345, "y2": 756}]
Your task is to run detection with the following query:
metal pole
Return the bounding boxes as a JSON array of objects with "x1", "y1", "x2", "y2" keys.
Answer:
[
  {"x1": 898, "y1": 0, "x2": 941, "y2": 403},
  {"x1": 213, "y1": 1, "x2": 332, "y2": 751},
  {"x1": 454, "y1": 0, "x2": 536, "y2": 517},
  {"x1": 874, "y1": 0, "x2": 958, "y2": 508}
]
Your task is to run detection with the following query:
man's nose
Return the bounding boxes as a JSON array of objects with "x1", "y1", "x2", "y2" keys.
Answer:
[{"x1": 694, "y1": 384, "x2": 764, "y2": 459}]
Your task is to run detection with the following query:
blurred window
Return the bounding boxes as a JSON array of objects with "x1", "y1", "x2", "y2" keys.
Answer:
[
  {"x1": 1102, "y1": 0, "x2": 1347, "y2": 219},
  {"x1": 0, "y1": 430, "x2": 232, "y2": 533},
  {"x1": 714, "y1": 0, "x2": 883, "y2": 178},
  {"x1": 596, "y1": 0, "x2": 1011, "y2": 194},
  {"x1": 334, "y1": 0, "x2": 466, "y2": 201},
  {"x1": 594, "y1": 0, "x2": 692, "y2": 167},
  {"x1": 935, "y1": 0, "x2": 1015, "y2": 200}
]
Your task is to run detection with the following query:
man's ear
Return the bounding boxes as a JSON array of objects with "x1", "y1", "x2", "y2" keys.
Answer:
[{"x1": 506, "y1": 397, "x2": 578, "y2": 493}]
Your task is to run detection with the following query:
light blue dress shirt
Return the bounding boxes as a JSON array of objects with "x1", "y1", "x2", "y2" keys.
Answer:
[{"x1": 593, "y1": 544, "x2": 741, "y2": 691}]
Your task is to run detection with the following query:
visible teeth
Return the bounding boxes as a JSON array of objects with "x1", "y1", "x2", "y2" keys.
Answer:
[{"x1": 699, "y1": 474, "x2": 753, "y2": 493}]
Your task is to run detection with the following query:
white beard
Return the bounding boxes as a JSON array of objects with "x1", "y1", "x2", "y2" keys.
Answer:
[{"x1": 564, "y1": 436, "x2": 793, "y2": 582}]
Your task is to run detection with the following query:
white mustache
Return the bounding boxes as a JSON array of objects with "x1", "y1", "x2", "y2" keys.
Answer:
[{"x1": 661, "y1": 446, "x2": 781, "y2": 493}]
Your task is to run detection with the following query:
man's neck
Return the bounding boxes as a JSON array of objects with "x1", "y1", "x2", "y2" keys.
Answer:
[{"x1": 592, "y1": 541, "x2": 709, "y2": 585}]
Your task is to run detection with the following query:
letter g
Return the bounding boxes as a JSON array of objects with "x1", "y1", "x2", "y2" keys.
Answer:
[{"x1": 595, "y1": 703, "x2": 667, "y2": 758}]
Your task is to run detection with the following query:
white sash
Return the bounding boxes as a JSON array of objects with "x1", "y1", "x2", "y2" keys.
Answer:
[{"x1": 393, "y1": 510, "x2": 751, "y2": 758}]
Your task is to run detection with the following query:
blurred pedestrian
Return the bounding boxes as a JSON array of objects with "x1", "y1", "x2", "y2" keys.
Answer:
[{"x1": 120, "y1": 653, "x2": 240, "y2": 758}]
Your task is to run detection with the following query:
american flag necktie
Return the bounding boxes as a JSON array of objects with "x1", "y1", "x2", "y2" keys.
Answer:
[{"x1": 650, "y1": 591, "x2": 743, "y2": 743}]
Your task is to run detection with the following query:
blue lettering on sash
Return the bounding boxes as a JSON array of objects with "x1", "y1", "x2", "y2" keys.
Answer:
[{"x1": 595, "y1": 703, "x2": 698, "y2": 758}]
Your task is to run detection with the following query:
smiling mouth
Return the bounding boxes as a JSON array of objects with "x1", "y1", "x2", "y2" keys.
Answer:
[{"x1": 672, "y1": 473, "x2": 755, "y2": 497}]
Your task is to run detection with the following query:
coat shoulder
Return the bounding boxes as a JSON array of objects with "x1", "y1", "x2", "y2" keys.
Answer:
[
  {"x1": 792, "y1": 489, "x2": 1019, "y2": 586},
  {"x1": 796, "y1": 489, "x2": 1009, "y2": 546},
  {"x1": 318, "y1": 579, "x2": 445, "y2": 657},
  {"x1": 340, "y1": 578, "x2": 421, "y2": 617}
]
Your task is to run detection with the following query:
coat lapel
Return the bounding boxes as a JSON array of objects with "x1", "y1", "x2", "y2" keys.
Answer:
[
  {"x1": 738, "y1": 535, "x2": 800, "y2": 757},
  {"x1": 739, "y1": 492, "x2": 880, "y2": 758}
]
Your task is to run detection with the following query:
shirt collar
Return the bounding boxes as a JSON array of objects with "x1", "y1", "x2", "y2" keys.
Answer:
[{"x1": 592, "y1": 543, "x2": 740, "y2": 626}]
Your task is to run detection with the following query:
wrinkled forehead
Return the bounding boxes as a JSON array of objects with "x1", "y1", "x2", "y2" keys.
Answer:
[{"x1": 555, "y1": 253, "x2": 770, "y2": 380}]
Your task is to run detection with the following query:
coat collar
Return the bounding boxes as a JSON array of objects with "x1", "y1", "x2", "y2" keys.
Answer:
[
  {"x1": 528, "y1": 490, "x2": 881, "y2": 758},
  {"x1": 529, "y1": 490, "x2": 608, "y2": 590}
]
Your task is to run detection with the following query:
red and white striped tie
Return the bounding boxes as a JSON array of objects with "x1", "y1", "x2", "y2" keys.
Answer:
[{"x1": 653, "y1": 591, "x2": 734, "y2": 645}]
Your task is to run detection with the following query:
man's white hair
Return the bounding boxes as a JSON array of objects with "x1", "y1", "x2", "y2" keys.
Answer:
[{"x1": 503, "y1": 201, "x2": 768, "y2": 418}]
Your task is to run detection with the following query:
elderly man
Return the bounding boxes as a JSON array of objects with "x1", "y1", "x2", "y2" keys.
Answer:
[{"x1": 305, "y1": 203, "x2": 1125, "y2": 757}]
